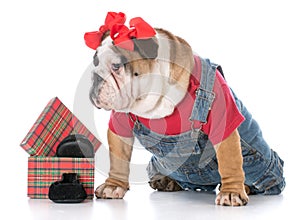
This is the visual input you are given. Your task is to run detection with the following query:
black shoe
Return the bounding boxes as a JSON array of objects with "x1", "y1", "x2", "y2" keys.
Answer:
[
  {"x1": 48, "y1": 173, "x2": 87, "y2": 203},
  {"x1": 56, "y1": 134, "x2": 94, "y2": 158}
]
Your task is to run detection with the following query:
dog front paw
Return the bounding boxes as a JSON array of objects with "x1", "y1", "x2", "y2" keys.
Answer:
[
  {"x1": 95, "y1": 183, "x2": 127, "y2": 199},
  {"x1": 215, "y1": 191, "x2": 249, "y2": 206}
]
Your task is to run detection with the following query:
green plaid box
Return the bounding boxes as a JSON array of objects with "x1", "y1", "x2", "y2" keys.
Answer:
[{"x1": 20, "y1": 97, "x2": 101, "y2": 199}]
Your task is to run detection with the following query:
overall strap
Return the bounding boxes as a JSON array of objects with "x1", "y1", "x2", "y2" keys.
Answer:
[{"x1": 190, "y1": 57, "x2": 221, "y2": 123}]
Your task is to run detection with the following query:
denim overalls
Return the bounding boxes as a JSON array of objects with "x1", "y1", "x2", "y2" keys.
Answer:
[{"x1": 132, "y1": 56, "x2": 285, "y2": 195}]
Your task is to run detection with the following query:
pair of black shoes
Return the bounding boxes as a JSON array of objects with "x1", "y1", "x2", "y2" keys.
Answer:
[{"x1": 48, "y1": 134, "x2": 94, "y2": 203}]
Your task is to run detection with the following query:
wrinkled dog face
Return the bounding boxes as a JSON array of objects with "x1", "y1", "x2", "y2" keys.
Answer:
[
  {"x1": 89, "y1": 36, "x2": 160, "y2": 115},
  {"x1": 89, "y1": 30, "x2": 193, "y2": 119},
  {"x1": 89, "y1": 37, "x2": 132, "y2": 111}
]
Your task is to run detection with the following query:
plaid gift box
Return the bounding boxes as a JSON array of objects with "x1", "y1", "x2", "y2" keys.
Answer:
[
  {"x1": 20, "y1": 97, "x2": 101, "y2": 156},
  {"x1": 28, "y1": 157, "x2": 95, "y2": 199},
  {"x1": 20, "y1": 97, "x2": 101, "y2": 199}
]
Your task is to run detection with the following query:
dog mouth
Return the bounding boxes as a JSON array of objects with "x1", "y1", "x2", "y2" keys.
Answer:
[
  {"x1": 89, "y1": 86, "x2": 103, "y2": 109},
  {"x1": 89, "y1": 82, "x2": 116, "y2": 110},
  {"x1": 89, "y1": 60, "x2": 134, "y2": 111},
  {"x1": 89, "y1": 70, "x2": 123, "y2": 110}
]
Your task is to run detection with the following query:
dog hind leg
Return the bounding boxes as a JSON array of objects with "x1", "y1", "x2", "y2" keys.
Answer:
[{"x1": 149, "y1": 174, "x2": 182, "y2": 192}]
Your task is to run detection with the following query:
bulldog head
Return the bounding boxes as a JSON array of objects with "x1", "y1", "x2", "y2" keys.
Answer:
[{"x1": 89, "y1": 29, "x2": 195, "y2": 119}]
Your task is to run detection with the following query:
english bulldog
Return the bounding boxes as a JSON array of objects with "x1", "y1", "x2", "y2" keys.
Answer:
[{"x1": 86, "y1": 12, "x2": 250, "y2": 206}]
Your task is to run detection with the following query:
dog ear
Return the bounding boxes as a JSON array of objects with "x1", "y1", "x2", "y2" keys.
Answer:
[{"x1": 132, "y1": 37, "x2": 159, "y2": 59}]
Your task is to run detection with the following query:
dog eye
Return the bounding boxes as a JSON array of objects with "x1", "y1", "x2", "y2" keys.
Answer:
[
  {"x1": 111, "y1": 63, "x2": 121, "y2": 71},
  {"x1": 134, "y1": 72, "x2": 139, "y2": 76}
]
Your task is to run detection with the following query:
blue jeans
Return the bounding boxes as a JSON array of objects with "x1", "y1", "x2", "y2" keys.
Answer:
[{"x1": 132, "y1": 90, "x2": 285, "y2": 195}]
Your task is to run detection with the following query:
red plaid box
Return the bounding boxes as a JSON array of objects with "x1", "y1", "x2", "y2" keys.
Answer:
[
  {"x1": 20, "y1": 97, "x2": 101, "y2": 199},
  {"x1": 27, "y1": 157, "x2": 95, "y2": 199},
  {"x1": 20, "y1": 97, "x2": 101, "y2": 156}
]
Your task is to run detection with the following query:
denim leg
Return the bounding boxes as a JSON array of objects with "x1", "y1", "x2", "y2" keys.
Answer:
[
  {"x1": 232, "y1": 90, "x2": 285, "y2": 195},
  {"x1": 147, "y1": 155, "x2": 219, "y2": 192}
]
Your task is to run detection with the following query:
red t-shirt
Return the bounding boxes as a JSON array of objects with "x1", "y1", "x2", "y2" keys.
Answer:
[{"x1": 109, "y1": 57, "x2": 244, "y2": 145}]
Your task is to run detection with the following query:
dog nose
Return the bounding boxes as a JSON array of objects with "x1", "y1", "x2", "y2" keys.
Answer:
[
  {"x1": 90, "y1": 72, "x2": 103, "y2": 109},
  {"x1": 93, "y1": 52, "x2": 99, "y2": 66}
]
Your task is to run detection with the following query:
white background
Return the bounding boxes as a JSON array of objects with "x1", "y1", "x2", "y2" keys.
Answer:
[{"x1": 0, "y1": 0, "x2": 299, "y2": 219}]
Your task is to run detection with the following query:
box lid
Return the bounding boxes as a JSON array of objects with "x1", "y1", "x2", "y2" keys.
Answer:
[{"x1": 20, "y1": 97, "x2": 101, "y2": 156}]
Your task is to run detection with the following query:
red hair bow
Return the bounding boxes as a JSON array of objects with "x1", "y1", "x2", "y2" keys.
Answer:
[
  {"x1": 84, "y1": 12, "x2": 156, "y2": 51},
  {"x1": 84, "y1": 12, "x2": 126, "y2": 50},
  {"x1": 111, "y1": 17, "x2": 156, "y2": 51}
]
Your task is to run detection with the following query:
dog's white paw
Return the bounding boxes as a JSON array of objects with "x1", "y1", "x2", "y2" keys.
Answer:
[
  {"x1": 95, "y1": 183, "x2": 127, "y2": 199},
  {"x1": 215, "y1": 192, "x2": 248, "y2": 206}
]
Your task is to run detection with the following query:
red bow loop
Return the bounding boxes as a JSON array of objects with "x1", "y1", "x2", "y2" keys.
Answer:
[
  {"x1": 84, "y1": 12, "x2": 126, "y2": 50},
  {"x1": 105, "y1": 12, "x2": 126, "y2": 29},
  {"x1": 110, "y1": 24, "x2": 135, "y2": 50},
  {"x1": 84, "y1": 31, "x2": 103, "y2": 50},
  {"x1": 129, "y1": 17, "x2": 156, "y2": 39}
]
